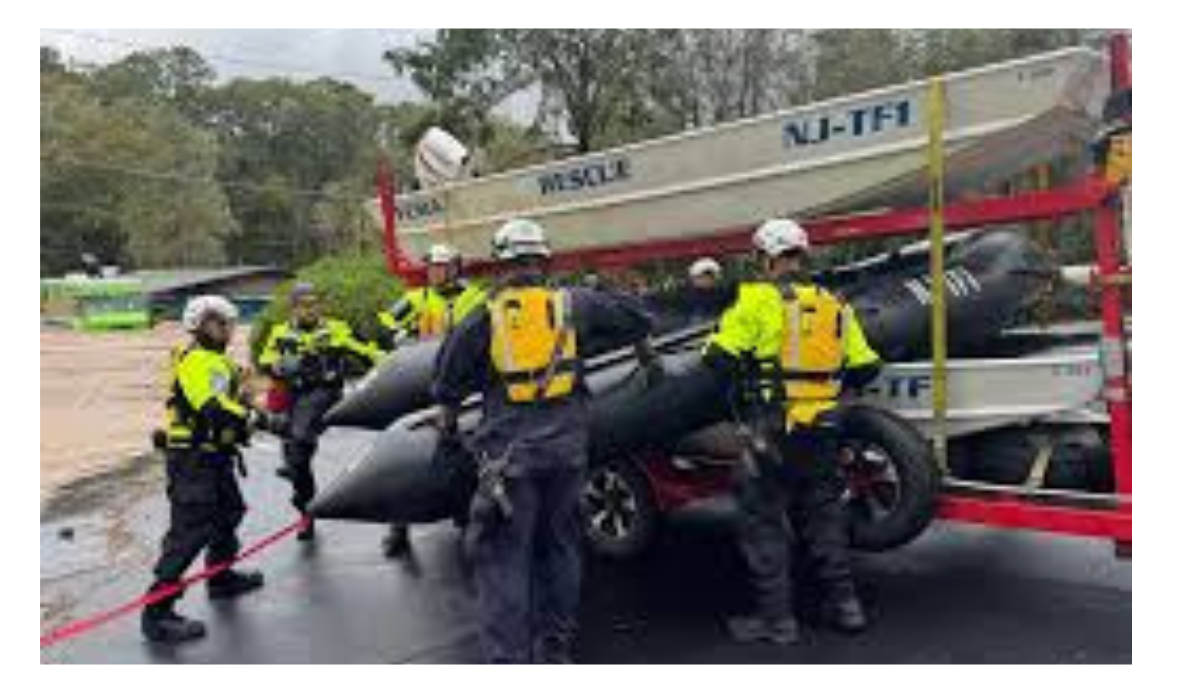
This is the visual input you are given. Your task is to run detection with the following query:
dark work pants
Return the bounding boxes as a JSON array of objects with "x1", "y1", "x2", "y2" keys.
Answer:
[
  {"x1": 733, "y1": 414, "x2": 852, "y2": 622},
  {"x1": 282, "y1": 386, "x2": 341, "y2": 512},
  {"x1": 150, "y1": 450, "x2": 246, "y2": 603},
  {"x1": 468, "y1": 465, "x2": 586, "y2": 663}
]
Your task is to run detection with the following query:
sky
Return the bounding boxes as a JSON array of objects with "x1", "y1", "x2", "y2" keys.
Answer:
[{"x1": 39, "y1": 29, "x2": 431, "y2": 103}]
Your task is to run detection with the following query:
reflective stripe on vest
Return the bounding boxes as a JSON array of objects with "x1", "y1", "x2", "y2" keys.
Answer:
[
  {"x1": 489, "y1": 288, "x2": 578, "y2": 403},
  {"x1": 780, "y1": 285, "x2": 845, "y2": 425}
]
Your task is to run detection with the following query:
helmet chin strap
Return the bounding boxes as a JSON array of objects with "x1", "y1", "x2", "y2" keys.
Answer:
[
  {"x1": 501, "y1": 257, "x2": 549, "y2": 286},
  {"x1": 195, "y1": 330, "x2": 228, "y2": 352},
  {"x1": 764, "y1": 254, "x2": 808, "y2": 282}
]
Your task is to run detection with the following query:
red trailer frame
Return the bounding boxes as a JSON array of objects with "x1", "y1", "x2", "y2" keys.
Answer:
[{"x1": 376, "y1": 34, "x2": 1132, "y2": 554}]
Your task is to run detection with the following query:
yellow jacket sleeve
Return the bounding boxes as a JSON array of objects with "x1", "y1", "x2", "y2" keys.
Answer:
[
  {"x1": 393, "y1": 289, "x2": 427, "y2": 334},
  {"x1": 257, "y1": 323, "x2": 289, "y2": 369},
  {"x1": 842, "y1": 304, "x2": 881, "y2": 369},
  {"x1": 452, "y1": 282, "x2": 490, "y2": 324},
  {"x1": 177, "y1": 350, "x2": 248, "y2": 419},
  {"x1": 377, "y1": 310, "x2": 399, "y2": 332},
  {"x1": 707, "y1": 284, "x2": 777, "y2": 359},
  {"x1": 329, "y1": 319, "x2": 383, "y2": 364}
]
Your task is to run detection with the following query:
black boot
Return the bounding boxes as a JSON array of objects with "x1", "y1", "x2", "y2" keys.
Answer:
[
  {"x1": 206, "y1": 569, "x2": 265, "y2": 600},
  {"x1": 142, "y1": 586, "x2": 206, "y2": 644},
  {"x1": 726, "y1": 614, "x2": 802, "y2": 645},
  {"x1": 381, "y1": 524, "x2": 412, "y2": 559},
  {"x1": 297, "y1": 518, "x2": 316, "y2": 542},
  {"x1": 536, "y1": 634, "x2": 575, "y2": 664},
  {"x1": 820, "y1": 584, "x2": 868, "y2": 634}
]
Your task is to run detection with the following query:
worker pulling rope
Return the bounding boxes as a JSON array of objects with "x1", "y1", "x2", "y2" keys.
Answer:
[{"x1": 41, "y1": 516, "x2": 311, "y2": 650}]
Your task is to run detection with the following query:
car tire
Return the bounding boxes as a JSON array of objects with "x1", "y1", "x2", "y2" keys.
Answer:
[
  {"x1": 966, "y1": 425, "x2": 1113, "y2": 493},
  {"x1": 582, "y1": 456, "x2": 659, "y2": 560}
]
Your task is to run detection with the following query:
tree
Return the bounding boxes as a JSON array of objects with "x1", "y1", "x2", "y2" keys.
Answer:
[
  {"x1": 810, "y1": 30, "x2": 910, "y2": 100},
  {"x1": 41, "y1": 46, "x2": 65, "y2": 74},
  {"x1": 388, "y1": 30, "x2": 673, "y2": 153},
  {"x1": 650, "y1": 30, "x2": 815, "y2": 128},
  {"x1": 205, "y1": 77, "x2": 380, "y2": 266},
  {"x1": 385, "y1": 30, "x2": 529, "y2": 149},
  {"x1": 510, "y1": 30, "x2": 669, "y2": 152},
  {"x1": 91, "y1": 47, "x2": 217, "y2": 124},
  {"x1": 41, "y1": 69, "x2": 237, "y2": 273}
]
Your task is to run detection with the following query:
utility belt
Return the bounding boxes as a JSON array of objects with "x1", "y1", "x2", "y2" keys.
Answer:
[{"x1": 152, "y1": 428, "x2": 248, "y2": 477}]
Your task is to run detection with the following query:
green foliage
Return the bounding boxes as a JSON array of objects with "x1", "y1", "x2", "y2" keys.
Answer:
[
  {"x1": 385, "y1": 30, "x2": 528, "y2": 149},
  {"x1": 90, "y1": 46, "x2": 216, "y2": 123},
  {"x1": 41, "y1": 68, "x2": 237, "y2": 274},
  {"x1": 206, "y1": 77, "x2": 381, "y2": 267},
  {"x1": 249, "y1": 253, "x2": 404, "y2": 361}
]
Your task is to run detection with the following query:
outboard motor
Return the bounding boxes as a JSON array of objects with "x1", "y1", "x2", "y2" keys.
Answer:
[{"x1": 413, "y1": 126, "x2": 472, "y2": 189}]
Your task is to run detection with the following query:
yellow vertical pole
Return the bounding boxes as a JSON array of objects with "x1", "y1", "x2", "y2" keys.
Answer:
[{"x1": 927, "y1": 78, "x2": 949, "y2": 472}]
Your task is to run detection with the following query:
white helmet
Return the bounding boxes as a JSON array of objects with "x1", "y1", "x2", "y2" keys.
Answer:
[
  {"x1": 753, "y1": 218, "x2": 811, "y2": 258},
  {"x1": 688, "y1": 258, "x2": 722, "y2": 279},
  {"x1": 182, "y1": 295, "x2": 239, "y2": 333},
  {"x1": 493, "y1": 218, "x2": 552, "y2": 261},
  {"x1": 425, "y1": 243, "x2": 462, "y2": 266}
]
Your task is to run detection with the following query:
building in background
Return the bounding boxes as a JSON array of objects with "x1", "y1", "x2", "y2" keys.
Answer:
[{"x1": 41, "y1": 266, "x2": 291, "y2": 331}]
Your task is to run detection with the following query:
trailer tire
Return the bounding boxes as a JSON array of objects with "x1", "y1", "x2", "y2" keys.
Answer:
[
  {"x1": 582, "y1": 456, "x2": 659, "y2": 560},
  {"x1": 838, "y1": 405, "x2": 942, "y2": 553},
  {"x1": 967, "y1": 426, "x2": 1113, "y2": 493}
]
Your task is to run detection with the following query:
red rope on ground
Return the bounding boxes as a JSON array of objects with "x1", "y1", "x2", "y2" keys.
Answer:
[{"x1": 41, "y1": 516, "x2": 312, "y2": 649}]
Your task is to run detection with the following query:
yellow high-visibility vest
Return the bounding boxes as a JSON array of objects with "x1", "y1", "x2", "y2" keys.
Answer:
[
  {"x1": 708, "y1": 282, "x2": 880, "y2": 428},
  {"x1": 779, "y1": 285, "x2": 846, "y2": 427},
  {"x1": 165, "y1": 346, "x2": 248, "y2": 450},
  {"x1": 488, "y1": 287, "x2": 578, "y2": 404}
]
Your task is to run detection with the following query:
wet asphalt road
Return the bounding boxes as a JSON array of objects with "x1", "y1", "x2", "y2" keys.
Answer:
[{"x1": 41, "y1": 430, "x2": 1131, "y2": 664}]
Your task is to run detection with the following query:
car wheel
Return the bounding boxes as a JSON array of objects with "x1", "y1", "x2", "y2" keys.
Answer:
[{"x1": 582, "y1": 457, "x2": 658, "y2": 560}]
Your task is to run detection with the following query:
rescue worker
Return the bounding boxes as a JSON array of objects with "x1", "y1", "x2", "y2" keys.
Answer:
[
  {"x1": 377, "y1": 243, "x2": 490, "y2": 347},
  {"x1": 431, "y1": 218, "x2": 657, "y2": 663},
  {"x1": 142, "y1": 295, "x2": 265, "y2": 644},
  {"x1": 258, "y1": 283, "x2": 381, "y2": 541},
  {"x1": 688, "y1": 257, "x2": 723, "y2": 291},
  {"x1": 377, "y1": 243, "x2": 489, "y2": 558},
  {"x1": 702, "y1": 218, "x2": 883, "y2": 644},
  {"x1": 648, "y1": 257, "x2": 735, "y2": 330}
]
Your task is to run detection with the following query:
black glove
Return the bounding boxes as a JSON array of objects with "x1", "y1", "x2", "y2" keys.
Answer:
[
  {"x1": 842, "y1": 361, "x2": 882, "y2": 395},
  {"x1": 433, "y1": 405, "x2": 460, "y2": 444},
  {"x1": 250, "y1": 409, "x2": 288, "y2": 436},
  {"x1": 216, "y1": 424, "x2": 249, "y2": 448},
  {"x1": 634, "y1": 339, "x2": 666, "y2": 386}
]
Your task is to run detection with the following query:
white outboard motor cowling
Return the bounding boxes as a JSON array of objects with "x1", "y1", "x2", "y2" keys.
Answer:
[{"x1": 413, "y1": 126, "x2": 470, "y2": 190}]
